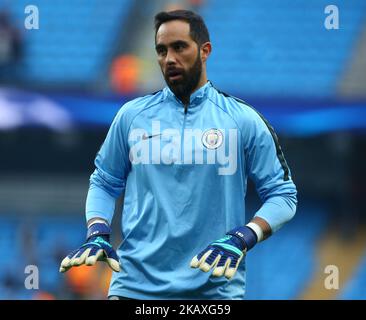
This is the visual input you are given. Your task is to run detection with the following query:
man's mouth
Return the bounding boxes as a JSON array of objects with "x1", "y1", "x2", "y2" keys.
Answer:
[{"x1": 166, "y1": 69, "x2": 183, "y2": 81}]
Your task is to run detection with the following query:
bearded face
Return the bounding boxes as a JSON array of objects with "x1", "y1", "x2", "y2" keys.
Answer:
[
  {"x1": 163, "y1": 50, "x2": 202, "y2": 101},
  {"x1": 155, "y1": 20, "x2": 205, "y2": 103}
]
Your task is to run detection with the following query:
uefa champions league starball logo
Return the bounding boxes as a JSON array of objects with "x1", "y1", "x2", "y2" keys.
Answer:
[{"x1": 201, "y1": 129, "x2": 223, "y2": 150}]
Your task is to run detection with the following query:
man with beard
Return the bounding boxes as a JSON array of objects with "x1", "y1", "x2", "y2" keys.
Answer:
[{"x1": 59, "y1": 10, "x2": 297, "y2": 300}]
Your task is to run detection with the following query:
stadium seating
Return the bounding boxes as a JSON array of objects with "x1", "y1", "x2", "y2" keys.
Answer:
[
  {"x1": 199, "y1": 0, "x2": 366, "y2": 97},
  {"x1": 5, "y1": 0, "x2": 133, "y2": 83},
  {"x1": 0, "y1": 216, "x2": 84, "y2": 299},
  {"x1": 338, "y1": 252, "x2": 366, "y2": 299},
  {"x1": 3, "y1": 0, "x2": 366, "y2": 95},
  {"x1": 245, "y1": 201, "x2": 329, "y2": 299}
]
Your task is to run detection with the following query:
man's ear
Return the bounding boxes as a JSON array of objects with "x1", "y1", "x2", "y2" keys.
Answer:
[{"x1": 200, "y1": 42, "x2": 212, "y2": 62}]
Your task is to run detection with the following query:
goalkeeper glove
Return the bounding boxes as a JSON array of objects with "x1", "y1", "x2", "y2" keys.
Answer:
[
  {"x1": 59, "y1": 222, "x2": 120, "y2": 273},
  {"x1": 190, "y1": 226, "x2": 257, "y2": 279}
]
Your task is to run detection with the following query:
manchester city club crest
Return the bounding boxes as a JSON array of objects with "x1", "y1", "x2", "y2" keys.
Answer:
[{"x1": 202, "y1": 128, "x2": 223, "y2": 149}]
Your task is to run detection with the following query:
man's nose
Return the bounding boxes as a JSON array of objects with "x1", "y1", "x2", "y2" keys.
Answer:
[{"x1": 166, "y1": 49, "x2": 177, "y2": 65}]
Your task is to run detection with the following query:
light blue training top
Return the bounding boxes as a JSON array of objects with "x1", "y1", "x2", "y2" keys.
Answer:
[{"x1": 86, "y1": 81, "x2": 297, "y2": 299}]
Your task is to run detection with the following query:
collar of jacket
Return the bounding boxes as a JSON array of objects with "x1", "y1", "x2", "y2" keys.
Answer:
[{"x1": 164, "y1": 80, "x2": 213, "y2": 108}]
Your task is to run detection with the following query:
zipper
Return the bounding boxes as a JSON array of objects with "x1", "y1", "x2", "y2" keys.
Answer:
[
  {"x1": 180, "y1": 103, "x2": 189, "y2": 163},
  {"x1": 184, "y1": 103, "x2": 188, "y2": 114}
]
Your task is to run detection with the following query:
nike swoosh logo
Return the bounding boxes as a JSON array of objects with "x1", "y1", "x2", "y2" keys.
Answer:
[{"x1": 142, "y1": 133, "x2": 162, "y2": 140}]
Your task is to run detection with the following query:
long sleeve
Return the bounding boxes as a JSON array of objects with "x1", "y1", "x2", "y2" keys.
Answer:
[
  {"x1": 85, "y1": 106, "x2": 131, "y2": 225},
  {"x1": 244, "y1": 109, "x2": 297, "y2": 233}
]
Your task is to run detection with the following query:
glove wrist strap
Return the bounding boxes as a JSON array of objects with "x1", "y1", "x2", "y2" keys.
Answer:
[
  {"x1": 87, "y1": 222, "x2": 111, "y2": 241},
  {"x1": 227, "y1": 226, "x2": 257, "y2": 251}
]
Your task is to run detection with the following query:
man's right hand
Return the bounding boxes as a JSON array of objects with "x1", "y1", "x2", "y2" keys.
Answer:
[{"x1": 59, "y1": 222, "x2": 120, "y2": 273}]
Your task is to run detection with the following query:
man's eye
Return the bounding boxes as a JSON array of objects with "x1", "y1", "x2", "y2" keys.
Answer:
[
  {"x1": 157, "y1": 48, "x2": 167, "y2": 56},
  {"x1": 175, "y1": 44, "x2": 184, "y2": 51}
]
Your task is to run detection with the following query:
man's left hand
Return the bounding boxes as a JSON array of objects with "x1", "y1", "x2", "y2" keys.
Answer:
[{"x1": 190, "y1": 226, "x2": 257, "y2": 279}]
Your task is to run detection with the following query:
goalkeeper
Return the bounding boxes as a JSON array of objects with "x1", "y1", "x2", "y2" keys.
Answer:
[{"x1": 60, "y1": 10, "x2": 297, "y2": 300}]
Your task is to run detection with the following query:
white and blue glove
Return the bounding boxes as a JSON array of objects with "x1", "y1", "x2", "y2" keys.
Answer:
[
  {"x1": 190, "y1": 226, "x2": 257, "y2": 279},
  {"x1": 59, "y1": 222, "x2": 120, "y2": 273}
]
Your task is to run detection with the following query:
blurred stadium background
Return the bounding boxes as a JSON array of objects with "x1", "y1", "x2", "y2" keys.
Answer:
[{"x1": 0, "y1": 0, "x2": 365, "y2": 300}]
